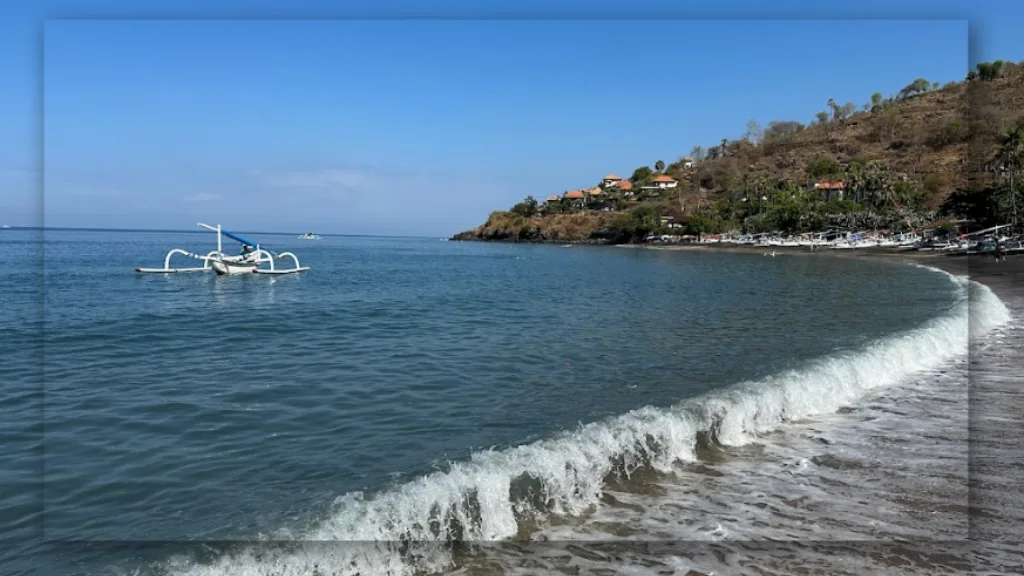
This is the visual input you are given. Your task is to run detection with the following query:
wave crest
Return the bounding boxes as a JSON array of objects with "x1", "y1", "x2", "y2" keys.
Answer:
[{"x1": 161, "y1": 271, "x2": 1011, "y2": 576}]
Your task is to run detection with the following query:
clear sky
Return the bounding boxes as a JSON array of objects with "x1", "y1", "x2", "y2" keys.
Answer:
[{"x1": 2, "y1": 1, "x2": 1024, "y2": 236}]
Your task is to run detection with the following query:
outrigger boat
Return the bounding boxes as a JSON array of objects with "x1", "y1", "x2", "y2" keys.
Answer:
[
  {"x1": 135, "y1": 223, "x2": 310, "y2": 275},
  {"x1": 298, "y1": 232, "x2": 321, "y2": 240}
]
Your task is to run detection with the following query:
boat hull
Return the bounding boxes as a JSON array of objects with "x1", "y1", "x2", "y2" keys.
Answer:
[{"x1": 211, "y1": 259, "x2": 257, "y2": 275}]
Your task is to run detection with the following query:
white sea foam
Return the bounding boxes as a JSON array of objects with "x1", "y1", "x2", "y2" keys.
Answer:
[{"x1": 161, "y1": 269, "x2": 1011, "y2": 576}]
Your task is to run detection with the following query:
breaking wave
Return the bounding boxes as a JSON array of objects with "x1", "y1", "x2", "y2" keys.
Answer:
[{"x1": 158, "y1": 268, "x2": 1010, "y2": 576}]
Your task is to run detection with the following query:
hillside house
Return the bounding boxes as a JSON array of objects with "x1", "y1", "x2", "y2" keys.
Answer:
[
  {"x1": 601, "y1": 174, "x2": 623, "y2": 188},
  {"x1": 652, "y1": 175, "x2": 678, "y2": 189},
  {"x1": 660, "y1": 216, "x2": 684, "y2": 229},
  {"x1": 563, "y1": 189, "x2": 586, "y2": 208},
  {"x1": 813, "y1": 180, "x2": 845, "y2": 201}
]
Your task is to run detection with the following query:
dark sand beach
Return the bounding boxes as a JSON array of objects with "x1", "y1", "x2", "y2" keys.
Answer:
[
  {"x1": 642, "y1": 242, "x2": 1023, "y2": 300},
  {"x1": 627, "y1": 244, "x2": 1024, "y2": 574}
]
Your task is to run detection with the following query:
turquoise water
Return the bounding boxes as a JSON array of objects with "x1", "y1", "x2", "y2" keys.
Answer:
[{"x1": 0, "y1": 229, "x2": 974, "y2": 576}]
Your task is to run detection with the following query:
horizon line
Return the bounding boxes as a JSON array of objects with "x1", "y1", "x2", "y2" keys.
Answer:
[{"x1": 0, "y1": 225, "x2": 438, "y2": 240}]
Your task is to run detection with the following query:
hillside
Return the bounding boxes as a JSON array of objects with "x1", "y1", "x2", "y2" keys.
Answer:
[
  {"x1": 665, "y1": 60, "x2": 1024, "y2": 206},
  {"x1": 455, "y1": 59, "x2": 1024, "y2": 243}
]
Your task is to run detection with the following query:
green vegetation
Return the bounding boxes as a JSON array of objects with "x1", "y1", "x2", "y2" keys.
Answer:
[
  {"x1": 967, "y1": 60, "x2": 1006, "y2": 81},
  {"x1": 456, "y1": 59, "x2": 1024, "y2": 243}
]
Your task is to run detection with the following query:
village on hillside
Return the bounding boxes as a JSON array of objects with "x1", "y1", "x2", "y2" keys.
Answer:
[
  {"x1": 534, "y1": 160, "x2": 853, "y2": 230},
  {"x1": 461, "y1": 60, "x2": 1022, "y2": 251}
]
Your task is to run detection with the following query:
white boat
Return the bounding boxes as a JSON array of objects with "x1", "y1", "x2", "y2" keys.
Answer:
[
  {"x1": 298, "y1": 232, "x2": 321, "y2": 240},
  {"x1": 1, "y1": 225, "x2": 9, "y2": 229},
  {"x1": 136, "y1": 223, "x2": 310, "y2": 275}
]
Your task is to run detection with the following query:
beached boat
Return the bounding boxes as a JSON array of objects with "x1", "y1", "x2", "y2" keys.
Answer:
[{"x1": 135, "y1": 223, "x2": 310, "y2": 275}]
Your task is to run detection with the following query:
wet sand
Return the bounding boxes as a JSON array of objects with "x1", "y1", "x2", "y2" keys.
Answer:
[
  {"x1": 626, "y1": 244, "x2": 1024, "y2": 575},
  {"x1": 641, "y1": 243, "x2": 1024, "y2": 300}
]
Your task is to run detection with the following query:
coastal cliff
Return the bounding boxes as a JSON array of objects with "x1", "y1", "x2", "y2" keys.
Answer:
[{"x1": 452, "y1": 211, "x2": 616, "y2": 243}]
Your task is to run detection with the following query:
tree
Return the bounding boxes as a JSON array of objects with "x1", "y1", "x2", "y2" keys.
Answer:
[
  {"x1": 975, "y1": 60, "x2": 1005, "y2": 81},
  {"x1": 992, "y1": 117, "x2": 1024, "y2": 227},
  {"x1": 878, "y1": 105, "x2": 902, "y2": 141},
  {"x1": 939, "y1": 186, "x2": 1004, "y2": 228},
  {"x1": 805, "y1": 156, "x2": 842, "y2": 180},
  {"x1": 655, "y1": 159, "x2": 665, "y2": 172},
  {"x1": 510, "y1": 195, "x2": 539, "y2": 217},
  {"x1": 839, "y1": 102, "x2": 857, "y2": 120},
  {"x1": 898, "y1": 78, "x2": 931, "y2": 99},
  {"x1": 827, "y1": 98, "x2": 839, "y2": 121},
  {"x1": 606, "y1": 205, "x2": 662, "y2": 243},
  {"x1": 744, "y1": 119, "x2": 763, "y2": 144},
  {"x1": 690, "y1": 145, "x2": 707, "y2": 163},
  {"x1": 764, "y1": 120, "x2": 803, "y2": 139},
  {"x1": 870, "y1": 92, "x2": 883, "y2": 111},
  {"x1": 815, "y1": 111, "x2": 829, "y2": 125},
  {"x1": 762, "y1": 120, "x2": 803, "y2": 155},
  {"x1": 630, "y1": 165, "x2": 654, "y2": 184}
]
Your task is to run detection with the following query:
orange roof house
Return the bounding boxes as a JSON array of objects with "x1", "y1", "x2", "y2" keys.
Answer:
[
  {"x1": 813, "y1": 180, "x2": 845, "y2": 200},
  {"x1": 546, "y1": 195, "x2": 560, "y2": 202},
  {"x1": 601, "y1": 173, "x2": 623, "y2": 187},
  {"x1": 564, "y1": 190, "x2": 585, "y2": 199},
  {"x1": 813, "y1": 180, "x2": 845, "y2": 190},
  {"x1": 588, "y1": 186, "x2": 603, "y2": 196},
  {"x1": 617, "y1": 180, "x2": 633, "y2": 191},
  {"x1": 651, "y1": 175, "x2": 678, "y2": 188}
]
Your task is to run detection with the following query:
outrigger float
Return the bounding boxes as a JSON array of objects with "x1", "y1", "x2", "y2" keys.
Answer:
[{"x1": 135, "y1": 223, "x2": 310, "y2": 275}]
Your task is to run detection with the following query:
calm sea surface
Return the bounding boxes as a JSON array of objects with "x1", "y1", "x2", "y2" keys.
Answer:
[{"x1": 0, "y1": 229, "x2": 1016, "y2": 576}]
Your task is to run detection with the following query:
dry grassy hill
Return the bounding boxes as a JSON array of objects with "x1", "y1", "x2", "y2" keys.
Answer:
[
  {"x1": 456, "y1": 60, "x2": 1024, "y2": 242},
  {"x1": 666, "y1": 60, "x2": 1024, "y2": 207}
]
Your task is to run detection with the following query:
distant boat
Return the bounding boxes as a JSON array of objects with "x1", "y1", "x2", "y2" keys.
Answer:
[
  {"x1": 1, "y1": 225, "x2": 9, "y2": 229},
  {"x1": 298, "y1": 232, "x2": 321, "y2": 240}
]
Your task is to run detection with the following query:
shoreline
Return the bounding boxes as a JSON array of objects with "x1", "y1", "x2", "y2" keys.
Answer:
[{"x1": 633, "y1": 243, "x2": 1024, "y2": 303}]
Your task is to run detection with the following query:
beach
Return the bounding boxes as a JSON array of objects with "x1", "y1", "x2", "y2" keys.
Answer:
[{"x1": 600, "y1": 243, "x2": 1023, "y2": 575}]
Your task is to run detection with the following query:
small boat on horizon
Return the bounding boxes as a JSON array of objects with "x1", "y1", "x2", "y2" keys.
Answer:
[
  {"x1": 1, "y1": 225, "x2": 9, "y2": 229},
  {"x1": 298, "y1": 232, "x2": 321, "y2": 240}
]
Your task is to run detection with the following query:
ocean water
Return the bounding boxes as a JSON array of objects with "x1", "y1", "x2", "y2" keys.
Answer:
[{"x1": 0, "y1": 229, "x2": 1016, "y2": 576}]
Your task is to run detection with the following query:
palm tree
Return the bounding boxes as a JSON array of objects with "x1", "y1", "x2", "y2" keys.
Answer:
[{"x1": 993, "y1": 120, "x2": 1024, "y2": 228}]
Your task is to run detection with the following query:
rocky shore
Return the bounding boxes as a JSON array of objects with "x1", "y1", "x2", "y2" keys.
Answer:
[{"x1": 451, "y1": 212, "x2": 618, "y2": 244}]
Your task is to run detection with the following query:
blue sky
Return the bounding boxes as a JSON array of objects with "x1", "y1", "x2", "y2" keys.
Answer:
[{"x1": 2, "y1": 1, "x2": 1024, "y2": 236}]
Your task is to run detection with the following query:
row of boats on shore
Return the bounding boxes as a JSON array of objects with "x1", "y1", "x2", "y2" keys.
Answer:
[{"x1": 652, "y1": 224, "x2": 1023, "y2": 256}]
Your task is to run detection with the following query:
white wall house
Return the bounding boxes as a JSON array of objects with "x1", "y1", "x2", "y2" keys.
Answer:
[
  {"x1": 601, "y1": 173, "x2": 623, "y2": 188},
  {"x1": 652, "y1": 175, "x2": 678, "y2": 189}
]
